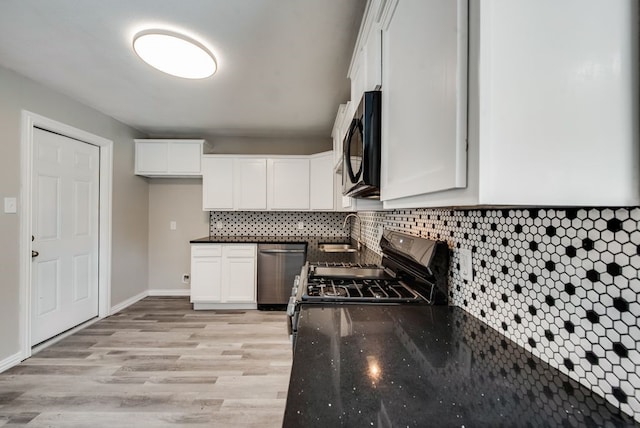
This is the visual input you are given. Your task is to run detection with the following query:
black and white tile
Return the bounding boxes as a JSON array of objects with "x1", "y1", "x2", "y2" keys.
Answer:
[
  {"x1": 354, "y1": 207, "x2": 640, "y2": 422},
  {"x1": 209, "y1": 211, "x2": 349, "y2": 237}
]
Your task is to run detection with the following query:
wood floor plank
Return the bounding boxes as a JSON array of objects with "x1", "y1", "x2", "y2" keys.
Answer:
[{"x1": 0, "y1": 297, "x2": 292, "y2": 427}]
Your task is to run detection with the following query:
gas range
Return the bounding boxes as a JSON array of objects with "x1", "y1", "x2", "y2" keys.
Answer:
[{"x1": 287, "y1": 231, "x2": 451, "y2": 349}]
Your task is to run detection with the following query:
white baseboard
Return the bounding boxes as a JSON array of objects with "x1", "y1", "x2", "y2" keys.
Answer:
[
  {"x1": 193, "y1": 302, "x2": 257, "y2": 310},
  {"x1": 148, "y1": 288, "x2": 190, "y2": 296},
  {"x1": 110, "y1": 290, "x2": 148, "y2": 315},
  {"x1": 0, "y1": 351, "x2": 24, "y2": 373}
]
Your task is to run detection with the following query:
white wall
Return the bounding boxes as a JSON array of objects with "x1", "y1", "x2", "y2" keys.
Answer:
[
  {"x1": 0, "y1": 65, "x2": 149, "y2": 361},
  {"x1": 147, "y1": 179, "x2": 209, "y2": 292}
]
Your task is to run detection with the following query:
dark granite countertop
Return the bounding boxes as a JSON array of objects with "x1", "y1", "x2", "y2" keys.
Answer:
[
  {"x1": 189, "y1": 235, "x2": 383, "y2": 266},
  {"x1": 284, "y1": 305, "x2": 636, "y2": 427},
  {"x1": 190, "y1": 235, "x2": 316, "y2": 244}
]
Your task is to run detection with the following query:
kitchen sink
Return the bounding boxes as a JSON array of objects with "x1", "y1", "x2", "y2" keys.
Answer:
[{"x1": 318, "y1": 243, "x2": 358, "y2": 253}]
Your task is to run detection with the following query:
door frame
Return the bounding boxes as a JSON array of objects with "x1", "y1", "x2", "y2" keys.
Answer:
[{"x1": 19, "y1": 110, "x2": 113, "y2": 359}]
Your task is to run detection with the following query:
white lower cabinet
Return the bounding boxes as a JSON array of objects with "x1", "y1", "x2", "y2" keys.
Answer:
[{"x1": 190, "y1": 244, "x2": 257, "y2": 310}]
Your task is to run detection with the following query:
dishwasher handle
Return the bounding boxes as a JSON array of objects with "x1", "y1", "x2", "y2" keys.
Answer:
[{"x1": 259, "y1": 249, "x2": 306, "y2": 254}]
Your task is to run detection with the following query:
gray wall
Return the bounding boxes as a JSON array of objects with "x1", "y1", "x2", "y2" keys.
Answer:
[
  {"x1": 0, "y1": 65, "x2": 149, "y2": 361},
  {"x1": 148, "y1": 179, "x2": 209, "y2": 292},
  {"x1": 204, "y1": 135, "x2": 332, "y2": 155}
]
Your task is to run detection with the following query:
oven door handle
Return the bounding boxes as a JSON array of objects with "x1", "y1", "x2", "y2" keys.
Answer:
[{"x1": 259, "y1": 249, "x2": 306, "y2": 254}]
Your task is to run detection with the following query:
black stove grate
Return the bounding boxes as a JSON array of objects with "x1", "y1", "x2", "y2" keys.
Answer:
[
  {"x1": 311, "y1": 262, "x2": 379, "y2": 268},
  {"x1": 304, "y1": 277, "x2": 420, "y2": 301}
]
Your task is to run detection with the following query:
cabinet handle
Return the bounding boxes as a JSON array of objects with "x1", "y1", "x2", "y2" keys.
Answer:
[{"x1": 32, "y1": 250, "x2": 39, "y2": 258}]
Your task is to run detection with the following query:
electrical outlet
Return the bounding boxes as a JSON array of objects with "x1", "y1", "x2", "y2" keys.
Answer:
[
  {"x1": 459, "y1": 248, "x2": 473, "y2": 282},
  {"x1": 170, "y1": 221, "x2": 177, "y2": 230},
  {"x1": 216, "y1": 221, "x2": 223, "y2": 229},
  {"x1": 297, "y1": 222, "x2": 304, "y2": 230},
  {"x1": 181, "y1": 274, "x2": 190, "y2": 284}
]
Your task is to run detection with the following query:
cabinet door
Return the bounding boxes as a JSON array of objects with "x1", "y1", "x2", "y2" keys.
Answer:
[
  {"x1": 268, "y1": 158, "x2": 310, "y2": 210},
  {"x1": 169, "y1": 142, "x2": 201, "y2": 175},
  {"x1": 309, "y1": 153, "x2": 334, "y2": 210},
  {"x1": 136, "y1": 141, "x2": 168, "y2": 174},
  {"x1": 222, "y1": 245, "x2": 256, "y2": 303},
  {"x1": 364, "y1": 27, "x2": 382, "y2": 91},
  {"x1": 476, "y1": 0, "x2": 638, "y2": 206},
  {"x1": 234, "y1": 159, "x2": 267, "y2": 210},
  {"x1": 190, "y1": 245, "x2": 223, "y2": 303},
  {"x1": 202, "y1": 157, "x2": 234, "y2": 210},
  {"x1": 350, "y1": 53, "x2": 366, "y2": 105},
  {"x1": 380, "y1": 0, "x2": 468, "y2": 201}
]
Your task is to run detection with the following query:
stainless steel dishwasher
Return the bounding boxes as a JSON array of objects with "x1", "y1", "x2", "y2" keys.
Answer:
[{"x1": 257, "y1": 243, "x2": 307, "y2": 310}]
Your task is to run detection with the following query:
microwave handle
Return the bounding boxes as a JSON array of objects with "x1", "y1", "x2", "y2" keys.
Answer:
[{"x1": 344, "y1": 118, "x2": 363, "y2": 183}]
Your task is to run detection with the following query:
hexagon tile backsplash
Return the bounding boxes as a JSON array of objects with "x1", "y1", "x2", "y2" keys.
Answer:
[{"x1": 353, "y1": 207, "x2": 639, "y2": 422}]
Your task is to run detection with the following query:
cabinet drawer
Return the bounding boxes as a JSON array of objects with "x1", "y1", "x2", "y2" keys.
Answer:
[
  {"x1": 192, "y1": 245, "x2": 222, "y2": 257},
  {"x1": 223, "y1": 245, "x2": 256, "y2": 258}
]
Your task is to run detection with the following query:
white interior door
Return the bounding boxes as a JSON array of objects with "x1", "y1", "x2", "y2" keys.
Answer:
[{"x1": 31, "y1": 128, "x2": 100, "y2": 345}]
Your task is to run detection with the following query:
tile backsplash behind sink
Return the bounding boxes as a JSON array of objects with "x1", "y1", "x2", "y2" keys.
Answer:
[
  {"x1": 353, "y1": 207, "x2": 639, "y2": 422},
  {"x1": 209, "y1": 211, "x2": 349, "y2": 237}
]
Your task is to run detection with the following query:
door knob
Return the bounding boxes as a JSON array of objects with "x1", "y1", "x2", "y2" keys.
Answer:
[{"x1": 31, "y1": 250, "x2": 39, "y2": 258}]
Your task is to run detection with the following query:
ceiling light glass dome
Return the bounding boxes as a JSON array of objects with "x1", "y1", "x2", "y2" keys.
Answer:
[{"x1": 133, "y1": 30, "x2": 217, "y2": 79}]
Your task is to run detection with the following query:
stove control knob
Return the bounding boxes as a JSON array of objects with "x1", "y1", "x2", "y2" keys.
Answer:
[
  {"x1": 294, "y1": 275, "x2": 300, "y2": 286},
  {"x1": 291, "y1": 286, "x2": 298, "y2": 296},
  {"x1": 286, "y1": 296, "x2": 297, "y2": 316}
]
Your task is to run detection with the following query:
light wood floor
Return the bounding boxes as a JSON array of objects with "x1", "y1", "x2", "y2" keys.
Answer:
[{"x1": 0, "y1": 297, "x2": 292, "y2": 427}]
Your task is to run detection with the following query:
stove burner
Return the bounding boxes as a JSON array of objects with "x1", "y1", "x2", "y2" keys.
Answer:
[{"x1": 321, "y1": 286, "x2": 349, "y2": 297}]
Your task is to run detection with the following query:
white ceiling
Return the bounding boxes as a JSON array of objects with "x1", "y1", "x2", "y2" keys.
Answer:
[{"x1": 0, "y1": 0, "x2": 365, "y2": 139}]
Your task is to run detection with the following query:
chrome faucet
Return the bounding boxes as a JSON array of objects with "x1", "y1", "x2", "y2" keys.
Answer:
[{"x1": 342, "y1": 213, "x2": 363, "y2": 251}]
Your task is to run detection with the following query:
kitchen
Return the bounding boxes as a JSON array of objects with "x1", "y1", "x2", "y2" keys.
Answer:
[{"x1": 0, "y1": 0, "x2": 638, "y2": 426}]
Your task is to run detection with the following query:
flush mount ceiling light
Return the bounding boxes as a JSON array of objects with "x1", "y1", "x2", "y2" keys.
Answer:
[{"x1": 133, "y1": 30, "x2": 217, "y2": 79}]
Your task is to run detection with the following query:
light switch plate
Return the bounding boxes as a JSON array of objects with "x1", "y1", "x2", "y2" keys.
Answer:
[
  {"x1": 170, "y1": 221, "x2": 177, "y2": 230},
  {"x1": 459, "y1": 248, "x2": 473, "y2": 282},
  {"x1": 4, "y1": 197, "x2": 17, "y2": 214}
]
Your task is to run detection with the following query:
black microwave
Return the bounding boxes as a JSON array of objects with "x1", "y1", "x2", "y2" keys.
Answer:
[{"x1": 342, "y1": 90, "x2": 381, "y2": 199}]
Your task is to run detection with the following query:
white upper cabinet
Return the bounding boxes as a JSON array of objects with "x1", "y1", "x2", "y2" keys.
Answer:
[
  {"x1": 309, "y1": 152, "x2": 335, "y2": 211},
  {"x1": 381, "y1": 0, "x2": 639, "y2": 208},
  {"x1": 234, "y1": 158, "x2": 268, "y2": 210},
  {"x1": 380, "y1": 0, "x2": 468, "y2": 202},
  {"x1": 135, "y1": 139, "x2": 204, "y2": 177},
  {"x1": 202, "y1": 156, "x2": 267, "y2": 211},
  {"x1": 349, "y1": 0, "x2": 385, "y2": 102},
  {"x1": 472, "y1": 0, "x2": 639, "y2": 206},
  {"x1": 203, "y1": 154, "x2": 339, "y2": 211},
  {"x1": 268, "y1": 158, "x2": 310, "y2": 210},
  {"x1": 202, "y1": 157, "x2": 234, "y2": 210},
  {"x1": 332, "y1": 104, "x2": 348, "y2": 169}
]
